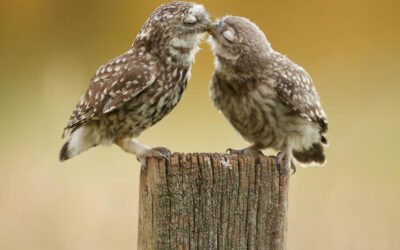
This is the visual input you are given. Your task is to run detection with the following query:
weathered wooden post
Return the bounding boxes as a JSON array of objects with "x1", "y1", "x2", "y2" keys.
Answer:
[{"x1": 138, "y1": 153, "x2": 289, "y2": 250}]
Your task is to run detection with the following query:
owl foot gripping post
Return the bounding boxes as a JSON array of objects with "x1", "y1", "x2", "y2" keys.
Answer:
[
  {"x1": 226, "y1": 145, "x2": 296, "y2": 174},
  {"x1": 114, "y1": 139, "x2": 170, "y2": 170}
]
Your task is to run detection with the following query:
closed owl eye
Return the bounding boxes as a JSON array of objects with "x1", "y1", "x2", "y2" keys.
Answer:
[
  {"x1": 183, "y1": 15, "x2": 197, "y2": 25},
  {"x1": 222, "y1": 30, "x2": 235, "y2": 42}
]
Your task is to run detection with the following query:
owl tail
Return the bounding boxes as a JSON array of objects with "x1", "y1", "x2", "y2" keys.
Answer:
[
  {"x1": 59, "y1": 140, "x2": 71, "y2": 162},
  {"x1": 292, "y1": 142, "x2": 326, "y2": 167},
  {"x1": 59, "y1": 125, "x2": 96, "y2": 162}
]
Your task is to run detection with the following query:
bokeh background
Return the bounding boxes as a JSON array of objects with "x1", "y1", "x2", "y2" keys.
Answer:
[{"x1": 1, "y1": 0, "x2": 399, "y2": 249}]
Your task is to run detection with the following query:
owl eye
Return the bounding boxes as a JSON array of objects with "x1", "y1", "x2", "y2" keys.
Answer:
[
  {"x1": 223, "y1": 30, "x2": 235, "y2": 42},
  {"x1": 183, "y1": 15, "x2": 197, "y2": 25}
]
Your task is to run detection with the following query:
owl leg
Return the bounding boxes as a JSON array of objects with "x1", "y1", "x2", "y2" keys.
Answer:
[
  {"x1": 115, "y1": 138, "x2": 169, "y2": 171},
  {"x1": 226, "y1": 144, "x2": 264, "y2": 155},
  {"x1": 277, "y1": 146, "x2": 296, "y2": 174}
]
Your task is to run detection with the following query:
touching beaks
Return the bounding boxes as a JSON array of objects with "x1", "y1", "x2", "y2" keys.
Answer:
[{"x1": 207, "y1": 22, "x2": 217, "y2": 37}]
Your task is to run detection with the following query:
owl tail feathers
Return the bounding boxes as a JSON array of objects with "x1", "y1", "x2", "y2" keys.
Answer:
[
  {"x1": 59, "y1": 125, "x2": 97, "y2": 162},
  {"x1": 59, "y1": 140, "x2": 71, "y2": 162},
  {"x1": 60, "y1": 139, "x2": 89, "y2": 162},
  {"x1": 293, "y1": 143, "x2": 326, "y2": 167}
]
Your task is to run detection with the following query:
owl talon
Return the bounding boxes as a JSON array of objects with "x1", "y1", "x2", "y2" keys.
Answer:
[
  {"x1": 136, "y1": 155, "x2": 149, "y2": 172},
  {"x1": 291, "y1": 162, "x2": 297, "y2": 175},
  {"x1": 159, "y1": 154, "x2": 169, "y2": 162},
  {"x1": 281, "y1": 165, "x2": 290, "y2": 175},
  {"x1": 152, "y1": 147, "x2": 171, "y2": 167},
  {"x1": 140, "y1": 158, "x2": 149, "y2": 173},
  {"x1": 138, "y1": 153, "x2": 169, "y2": 172},
  {"x1": 145, "y1": 151, "x2": 169, "y2": 162},
  {"x1": 280, "y1": 161, "x2": 291, "y2": 175},
  {"x1": 277, "y1": 151, "x2": 291, "y2": 175},
  {"x1": 135, "y1": 147, "x2": 170, "y2": 172},
  {"x1": 152, "y1": 147, "x2": 172, "y2": 156}
]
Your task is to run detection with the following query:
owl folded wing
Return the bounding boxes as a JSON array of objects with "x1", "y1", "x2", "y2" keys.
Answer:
[
  {"x1": 62, "y1": 56, "x2": 156, "y2": 137},
  {"x1": 272, "y1": 54, "x2": 328, "y2": 133}
]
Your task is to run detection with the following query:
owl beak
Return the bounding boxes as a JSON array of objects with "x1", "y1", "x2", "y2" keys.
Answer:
[{"x1": 207, "y1": 23, "x2": 217, "y2": 37}]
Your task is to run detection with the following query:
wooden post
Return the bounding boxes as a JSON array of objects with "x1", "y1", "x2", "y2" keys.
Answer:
[{"x1": 138, "y1": 153, "x2": 289, "y2": 250}]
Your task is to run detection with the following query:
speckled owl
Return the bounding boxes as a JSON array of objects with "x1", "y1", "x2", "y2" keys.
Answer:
[
  {"x1": 208, "y1": 16, "x2": 328, "y2": 173},
  {"x1": 60, "y1": 2, "x2": 211, "y2": 163}
]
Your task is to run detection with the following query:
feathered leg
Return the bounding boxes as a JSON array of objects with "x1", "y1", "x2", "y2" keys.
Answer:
[{"x1": 115, "y1": 138, "x2": 170, "y2": 171}]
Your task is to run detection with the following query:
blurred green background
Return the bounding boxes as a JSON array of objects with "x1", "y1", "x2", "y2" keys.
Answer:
[{"x1": 1, "y1": 0, "x2": 399, "y2": 249}]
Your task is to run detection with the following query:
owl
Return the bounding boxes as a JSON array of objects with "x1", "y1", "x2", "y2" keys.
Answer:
[
  {"x1": 60, "y1": 2, "x2": 211, "y2": 164},
  {"x1": 207, "y1": 16, "x2": 328, "y2": 173}
]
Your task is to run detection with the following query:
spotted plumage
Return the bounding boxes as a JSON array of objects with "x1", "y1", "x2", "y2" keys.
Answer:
[
  {"x1": 60, "y1": 1, "x2": 211, "y2": 162},
  {"x1": 208, "y1": 16, "x2": 328, "y2": 173}
]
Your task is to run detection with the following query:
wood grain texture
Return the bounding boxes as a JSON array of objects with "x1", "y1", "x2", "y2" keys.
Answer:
[{"x1": 138, "y1": 153, "x2": 289, "y2": 250}]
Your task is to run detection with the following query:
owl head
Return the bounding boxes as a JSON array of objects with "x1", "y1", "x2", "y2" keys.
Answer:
[
  {"x1": 134, "y1": 1, "x2": 212, "y2": 62},
  {"x1": 208, "y1": 16, "x2": 272, "y2": 71}
]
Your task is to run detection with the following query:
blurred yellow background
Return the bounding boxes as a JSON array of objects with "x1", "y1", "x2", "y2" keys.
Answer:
[{"x1": 1, "y1": 0, "x2": 399, "y2": 249}]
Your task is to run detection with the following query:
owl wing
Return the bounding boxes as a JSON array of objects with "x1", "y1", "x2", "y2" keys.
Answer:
[
  {"x1": 62, "y1": 55, "x2": 156, "y2": 137},
  {"x1": 271, "y1": 53, "x2": 328, "y2": 133}
]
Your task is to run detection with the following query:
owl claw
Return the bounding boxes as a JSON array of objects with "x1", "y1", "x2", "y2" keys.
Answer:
[
  {"x1": 277, "y1": 152, "x2": 296, "y2": 175},
  {"x1": 281, "y1": 165, "x2": 290, "y2": 175},
  {"x1": 152, "y1": 147, "x2": 172, "y2": 156},
  {"x1": 152, "y1": 147, "x2": 170, "y2": 167},
  {"x1": 277, "y1": 152, "x2": 289, "y2": 175},
  {"x1": 137, "y1": 148, "x2": 170, "y2": 172},
  {"x1": 140, "y1": 158, "x2": 149, "y2": 173},
  {"x1": 291, "y1": 163, "x2": 296, "y2": 175}
]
